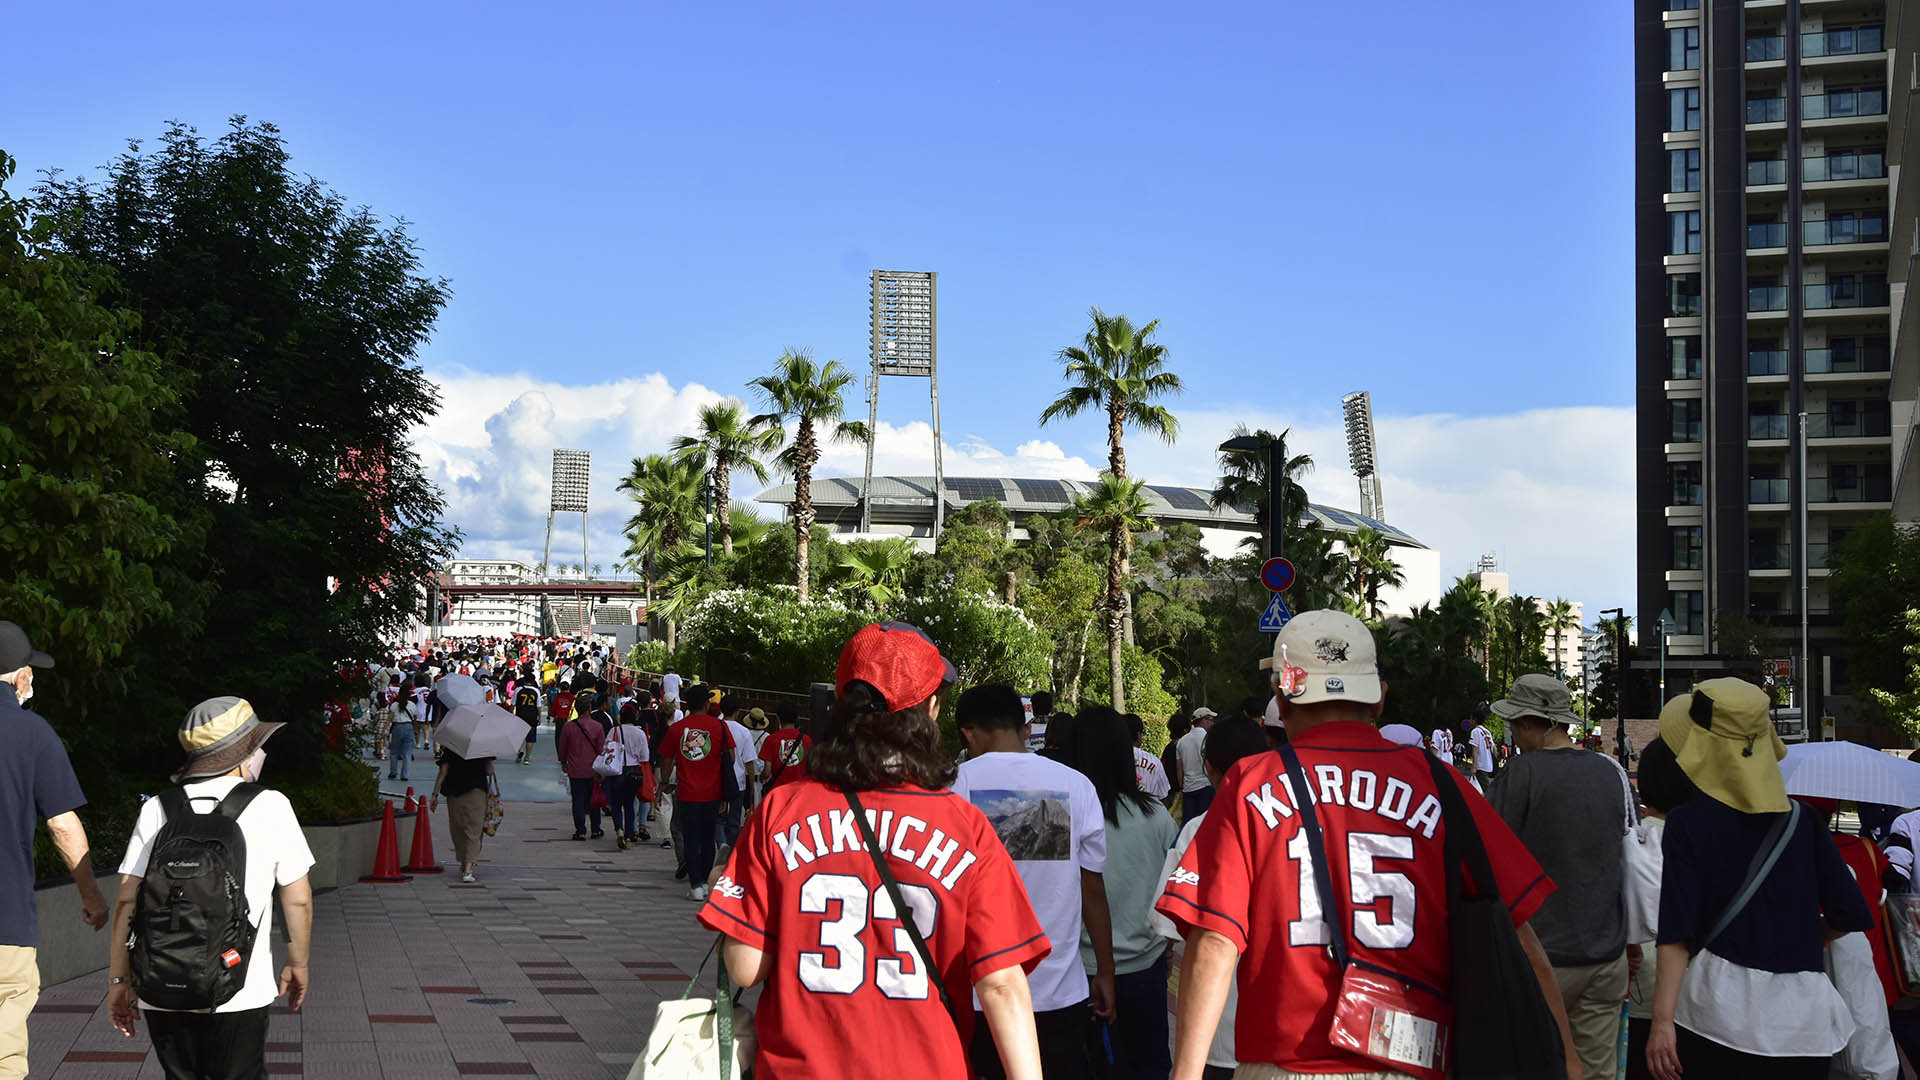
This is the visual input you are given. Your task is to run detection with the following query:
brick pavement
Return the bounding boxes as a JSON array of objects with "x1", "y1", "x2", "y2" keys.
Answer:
[{"x1": 27, "y1": 799, "x2": 729, "y2": 1079}]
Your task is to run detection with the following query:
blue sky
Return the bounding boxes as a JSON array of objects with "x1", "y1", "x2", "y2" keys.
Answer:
[{"x1": 3, "y1": 1, "x2": 1638, "y2": 616}]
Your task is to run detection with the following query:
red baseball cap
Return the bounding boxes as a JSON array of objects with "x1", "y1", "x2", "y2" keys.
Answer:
[{"x1": 835, "y1": 622, "x2": 957, "y2": 712}]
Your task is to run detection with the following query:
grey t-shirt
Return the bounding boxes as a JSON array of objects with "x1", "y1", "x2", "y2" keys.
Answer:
[{"x1": 1488, "y1": 746, "x2": 1633, "y2": 966}]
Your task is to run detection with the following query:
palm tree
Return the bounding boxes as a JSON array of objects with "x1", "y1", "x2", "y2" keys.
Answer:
[
  {"x1": 1209, "y1": 425, "x2": 1315, "y2": 537},
  {"x1": 590, "y1": 562, "x2": 602, "y2": 579},
  {"x1": 1040, "y1": 307, "x2": 1182, "y2": 479},
  {"x1": 1543, "y1": 598, "x2": 1580, "y2": 678},
  {"x1": 749, "y1": 349, "x2": 872, "y2": 601},
  {"x1": 1344, "y1": 527, "x2": 1407, "y2": 620},
  {"x1": 1461, "y1": 578, "x2": 1504, "y2": 685},
  {"x1": 1072, "y1": 473, "x2": 1156, "y2": 713},
  {"x1": 616, "y1": 453, "x2": 705, "y2": 648},
  {"x1": 836, "y1": 539, "x2": 918, "y2": 610},
  {"x1": 672, "y1": 402, "x2": 781, "y2": 558}
]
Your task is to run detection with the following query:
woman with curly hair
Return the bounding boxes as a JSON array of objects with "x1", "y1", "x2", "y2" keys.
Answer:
[{"x1": 697, "y1": 622, "x2": 1049, "y2": 1080}]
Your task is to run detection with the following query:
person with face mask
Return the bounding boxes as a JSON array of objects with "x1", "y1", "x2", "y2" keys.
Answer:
[{"x1": 106, "y1": 697, "x2": 316, "y2": 1078}]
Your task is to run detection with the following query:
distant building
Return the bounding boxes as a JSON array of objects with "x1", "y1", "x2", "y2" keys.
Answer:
[
  {"x1": 1465, "y1": 560, "x2": 1586, "y2": 681},
  {"x1": 755, "y1": 474, "x2": 1445, "y2": 616},
  {"x1": 441, "y1": 560, "x2": 543, "y2": 638}
]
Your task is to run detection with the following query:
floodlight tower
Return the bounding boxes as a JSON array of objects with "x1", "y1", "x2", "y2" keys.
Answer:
[
  {"x1": 543, "y1": 449, "x2": 591, "y2": 576},
  {"x1": 859, "y1": 270, "x2": 943, "y2": 537},
  {"x1": 1341, "y1": 391, "x2": 1386, "y2": 522}
]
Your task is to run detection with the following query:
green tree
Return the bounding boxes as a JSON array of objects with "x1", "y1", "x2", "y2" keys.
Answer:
[
  {"x1": 1831, "y1": 517, "x2": 1920, "y2": 699},
  {"x1": 672, "y1": 402, "x2": 780, "y2": 558},
  {"x1": 749, "y1": 349, "x2": 871, "y2": 600},
  {"x1": 34, "y1": 119, "x2": 458, "y2": 764},
  {"x1": 617, "y1": 452, "x2": 703, "y2": 602},
  {"x1": 1867, "y1": 610, "x2": 1920, "y2": 738},
  {"x1": 1543, "y1": 598, "x2": 1580, "y2": 678},
  {"x1": 1072, "y1": 474, "x2": 1156, "y2": 712},
  {"x1": 836, "y1": 538, "x2": 920, "y2": 610},
  {"x1": 1039, "y1": 308, "x2": 1182, "y2": 479},
  {"x1": 1209, "y1": 425, "x2": 1314, "y2": 540},
  {"x1": 1344, "y1": 527, "x2": 1406, "y2": 620},
  {"x1": 932, "y1": 499, "x2": 1023, "y2": 600}
]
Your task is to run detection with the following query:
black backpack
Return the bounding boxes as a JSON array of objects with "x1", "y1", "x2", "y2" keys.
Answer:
[{"x1": 129, "y1": 785, "x2": 263, "y2": 1010}]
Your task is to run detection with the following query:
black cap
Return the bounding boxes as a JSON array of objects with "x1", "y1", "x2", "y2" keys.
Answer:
[{"x1": 0, "y1": 622, "x2": 54, "y2": 671}]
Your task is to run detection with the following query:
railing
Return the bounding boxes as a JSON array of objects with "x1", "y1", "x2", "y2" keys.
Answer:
[
  {"x1": 1807, "y1": 411, "x2": 1892, "y2": 438},
  {"x1": 1751, "y1": 543, "x2": 1791, "y2": 570},
  {"x1": 1804, "y1": 89, "x2": 1887, "y2": 119},
  {"x1": 1748, "y1": 222, "x2": 1789, "y2": 248},
  {"x1": 1805, "y1": 280, "x2": 1889, "y2": 308},
  {"x1": 1749, "y1": 348, "x2": 1789, "y2": 375},
  {"x1": 1805, "y1": 151, "x2": 1886, "y2": 181},
  {"x1": 1748, "y1": 35, "x2": 1786, "y2": 61},
  {"x1": 1802, "y1": 28, "x2": 1883, "y2": 56},
  {"x1": 1671, "y1": 357, "x2": 1701, "y2": 380},
  {"x1": 1671, "y1": 482, "x2": 1703, "y2": 507},
  {"x1": 1749, "y1": 285, "x2": 1789, "y2": 311},
  {"x1": 1810, "y1": 476, "x2": 1893, "y2": 502},
  {"x1": 1749, "y1": 97, "x2": 1788, "y2": 123},
  {"x1": 1806, "y1": 342, "x2": 1890, "y2": 372},
  {"x1": 1748, "y1": 159, "x2": 1789, "y2": 185},
  {"x1": 1672, "y1": 423, "x2": 1703, "y2": 443},
  {"x1": 1804, "y1": 215, "x2": 1887, "y2": 245},
  {"x1": 1750, "y1": 478, "x2": 1791, "y2": 503},
  {"x1": 1749, "y1": 414, "x2": 1791, "y2": 439}
]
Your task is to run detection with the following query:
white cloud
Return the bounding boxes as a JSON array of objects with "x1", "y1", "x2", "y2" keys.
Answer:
[{"x1": 410, "y1": 367, "x2": 1634, "y2": 621}]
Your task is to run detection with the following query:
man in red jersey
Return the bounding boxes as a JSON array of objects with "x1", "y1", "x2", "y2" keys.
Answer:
[
  {"x1": 757, "y1": 700, "x2": 813, "y2": 790},
  {"x1": 700, "y1": 622, "x2": 1049, "y2": 1080},
  {"x1": 1158, "y1": 610, "x2": 1578, "y2": 1080},
  {"x1": 661, "y1": 683, "x2": 735, "y2": 901}
]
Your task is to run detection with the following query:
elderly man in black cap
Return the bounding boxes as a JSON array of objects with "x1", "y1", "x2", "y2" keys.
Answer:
[
  {"x1": 0, "y1": 622, "x2": 109, "y2": 1079},
  {"x1": 106, "y1": 697, "x2": 316, "y2": 1079}
]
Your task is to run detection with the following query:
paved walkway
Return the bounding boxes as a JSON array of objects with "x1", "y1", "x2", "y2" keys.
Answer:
[{"x1": 28, "y1": 791, "x2": 728, "y2": 1079}]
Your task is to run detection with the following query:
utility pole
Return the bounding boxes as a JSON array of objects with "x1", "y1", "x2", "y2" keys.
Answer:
[{"x1": 1600, "y1": 607, "x2": 1628, "y2": 771}]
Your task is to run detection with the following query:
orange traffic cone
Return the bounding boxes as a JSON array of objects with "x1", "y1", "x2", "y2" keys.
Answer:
[
  {"x1": 403, "y1": 787, "x2": 417, "y2": 813},
  {"x1": 404, "y1": 795, "x2": 442, "y2": 874},
  {"x1": 360, "y1": 800, "x2": 413, "y2": 883}
]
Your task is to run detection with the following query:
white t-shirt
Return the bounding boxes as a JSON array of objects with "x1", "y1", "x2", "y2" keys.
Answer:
[
  {"x1": 1175, "y1": 726, "x2": 1210, "y2": 792},
  {"x1": 661, "y1": 673, "x2": 682, "y2": 703},
  {"x1": 952, "y1": 751, "x2": 1107, "y2": 1011},
  {"x1": 119, "y1": 778, "x2": 315, "y2": 1013},
  {"x1": 724, "y1": 720, "x2": 755, "y2": 791},
  {"x1": 1470, "y1": 724, "x2": 1496, "y2": 774},
  {"x1": 1133, "y1": 746, "x2": 1171, "y2": 800}
]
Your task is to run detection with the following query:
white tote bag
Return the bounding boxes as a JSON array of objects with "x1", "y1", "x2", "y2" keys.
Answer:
[{"x1": 630, "y1": 949, "x2": 755, "y2": 1080}]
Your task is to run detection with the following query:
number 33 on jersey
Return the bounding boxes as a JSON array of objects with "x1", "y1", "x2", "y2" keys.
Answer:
[{"x1": 697, "y1": 780, "x2": 1051, "y2": 1080}]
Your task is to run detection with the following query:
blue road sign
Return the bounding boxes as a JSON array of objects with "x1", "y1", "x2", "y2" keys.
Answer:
[
  {"x1": 1260, "y1": 557, "x2": 1296, "y2": 592},
  {"x1": 1259, "y1": 592, "x2": 1293, "y2": 633}
]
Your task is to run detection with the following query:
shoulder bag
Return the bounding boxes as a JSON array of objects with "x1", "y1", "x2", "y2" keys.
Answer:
[
  {"x1": 1616, "y1": 758, "x2": 1662, "y2": 943},
  {"x1": 1419, "y1": 752, "x2": 1569, "y2": 1080},
  {"x1": 1279, "y1": 742, "x2": 1453, "y2": 1080},
  {"x1": 631, "y1": 941, "x2": 756, "y2": 1080},
  {"x1": 843, "y1": 787, "x2": 955, "y2": 1020}
]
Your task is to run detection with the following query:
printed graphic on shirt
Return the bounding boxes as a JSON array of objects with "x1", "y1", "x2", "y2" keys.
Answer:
[
  {"x1": 682, "y1": 728, "x2": 713, "y2": 761},
  {"x1": 969, "y1": 789, "x2": 1072, "y2": 860},
  {"x1": 781, "y1": 739, "x2": 806, "y2": 766}
]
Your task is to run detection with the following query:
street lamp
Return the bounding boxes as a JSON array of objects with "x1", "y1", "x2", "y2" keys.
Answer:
[
  {"x1": 1600, "y1": 607, "x2": 1629, "y2": 771},
  {"x1": 1656, "y1": 608, "x2": 1677, "y2": 705},
  {"x1": 1219, "y1": 434, "x2": 1284, "y2": 563}
]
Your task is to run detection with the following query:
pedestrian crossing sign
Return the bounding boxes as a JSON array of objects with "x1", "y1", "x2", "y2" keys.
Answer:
[{"x1": 1260, "y1": 592, "x2": 1293, "y2": 633}]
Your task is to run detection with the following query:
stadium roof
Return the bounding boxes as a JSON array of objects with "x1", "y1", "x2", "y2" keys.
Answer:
[{"x1": 755, "y1": 475, "x2": 1426, "y2": 549}]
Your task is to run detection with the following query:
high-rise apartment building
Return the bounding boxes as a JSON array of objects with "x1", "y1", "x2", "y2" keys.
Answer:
[{"x1": 1636, "y1": 0, "x2": 1919, "y2": 714}]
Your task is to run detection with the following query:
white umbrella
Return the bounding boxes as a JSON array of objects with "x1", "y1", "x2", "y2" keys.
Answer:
[
  {"x1": 1781, "y1": 741, "x2": 1920, "y2": 808},
  {"x1": 433, "y1": 673, "x2": 486, "y2": 708},
  {"x1": 434, "y1": 703, "x2": 526, "y2": 760}
]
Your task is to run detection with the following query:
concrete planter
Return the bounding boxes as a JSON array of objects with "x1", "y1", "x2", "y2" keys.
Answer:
[{"x1": 30, "y1": 813, "x2": 405, "y2": 986}]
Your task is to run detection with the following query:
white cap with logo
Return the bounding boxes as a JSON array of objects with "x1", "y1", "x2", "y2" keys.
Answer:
[{"x1": 1259, "y1": 610, "x2": 1382, "y2": 707}]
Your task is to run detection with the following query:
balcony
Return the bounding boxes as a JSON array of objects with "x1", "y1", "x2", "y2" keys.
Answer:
[
  {"x1": 1750, "y1": 285, "x2": 1789, "y2": 311},
  {"x1": 1750, "y1": 414, "x2": 1791, "y2": 440},
  {"x1": 1748, "y1": 222, "x2": 1789, "y2": 249},
  {"x1": 1805, "y1": 280, "x2": 1889, "y2": 309},
  {"x1": 1748, "y1": 35, "x2": 1787, "y2": 62},
  {"x1": 1808, "y1": 411, "x2": 1892, "y2": 438},
  {"x1": 1804, "y1": 215, "x2": 1888, "y2": 246},
  {"x1": 1749, "y1": 97, "x2": 1788, "y2": 124},
  {"x1": 1804, "y1": 89, "x2": 1887, "y2": 120},
  {"x1": 1751, "y1": 543, "x2": 1831, "y2": 570},
  {"x1": 1749, "y1": 348, "x2": 1790, "y2": 375},
  {"x1": 1807, "y1": 342, "x2": 1890, "y2": 373},
  {"x1": 1805, "y1": 151, "x2": 1886, "y2": 182},
  {"x1": 1751, "y1": 477, "x2": 1791, "y2": 503},
  {"x1": 1748, "y1": 159, "x2": 1789, "y2": 186},
  {"x1": 1802, "y1": 27, "x2": 1883, "y2": 57},
  {"x1": 1810, "y1": 475, "x2": 1893, "y2": 502}
]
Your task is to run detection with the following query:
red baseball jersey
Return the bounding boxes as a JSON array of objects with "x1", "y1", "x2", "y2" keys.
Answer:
[
  {"x1": 1156, "y1": 720, "x2": 1553, "y2": 1074},
  {"x1": 699, "y1": 777, "x2": 1050, "y2": 1080},
  {"x1": 661, "y1": 714, "x2": 735, "y2": 802},
  {"x1": 757, "y1": 728, "x2": 814, "y2": 788}
]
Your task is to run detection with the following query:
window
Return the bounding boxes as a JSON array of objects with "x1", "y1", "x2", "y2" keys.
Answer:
[
  {"x1": 1668, "y1": 398, "x2": 1703, "y2": 443},
  {"x1": 1669, "y1": 461, "x2": 1703, "y2": 506},
  {"x1": 1667, "y1": 0, "x2": 1699, "y2": 9},
  {"x1": 1668, "y1": 590, "x2": 1705, "y2": 636},
  {"x1": 1667, "y1": 148, "x2": 1700, "y2": 192},
  {"x1": 1667, "y1": 211, "x2": 1702, "y2": 255},
  {"x1": 1668, "y1": 336, "x2": 1702, "y2": 379},
  {"x1": 1669, "y1": 27, "x2": 1701, "y2": 70},
  {"x1": 1667, "y1": 273, "x2": 1701, "y2": 317},
  {"x1": 1669, "y1": 88, "x2": 1702, "y2": 132},
  {"x1": 1670, "y1": 526, "x2": 1703, "y2": 570}
]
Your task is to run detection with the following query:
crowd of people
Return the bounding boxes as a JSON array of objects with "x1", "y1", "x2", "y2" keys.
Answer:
[{"x1": 2, "y1": 607, "x2": 1915, "y2": 1080}]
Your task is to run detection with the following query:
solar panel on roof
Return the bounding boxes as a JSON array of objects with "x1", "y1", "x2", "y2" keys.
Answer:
[
  {"x1": 1148, "y1": 485, "x2": 1212, "y2": 512},
  {"x1": 1013, "y1": 478, "x2": 1071, "y2": 504},
  {"x1": 944, "y1": 477, "x2": 1006, "y2": 502}
]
